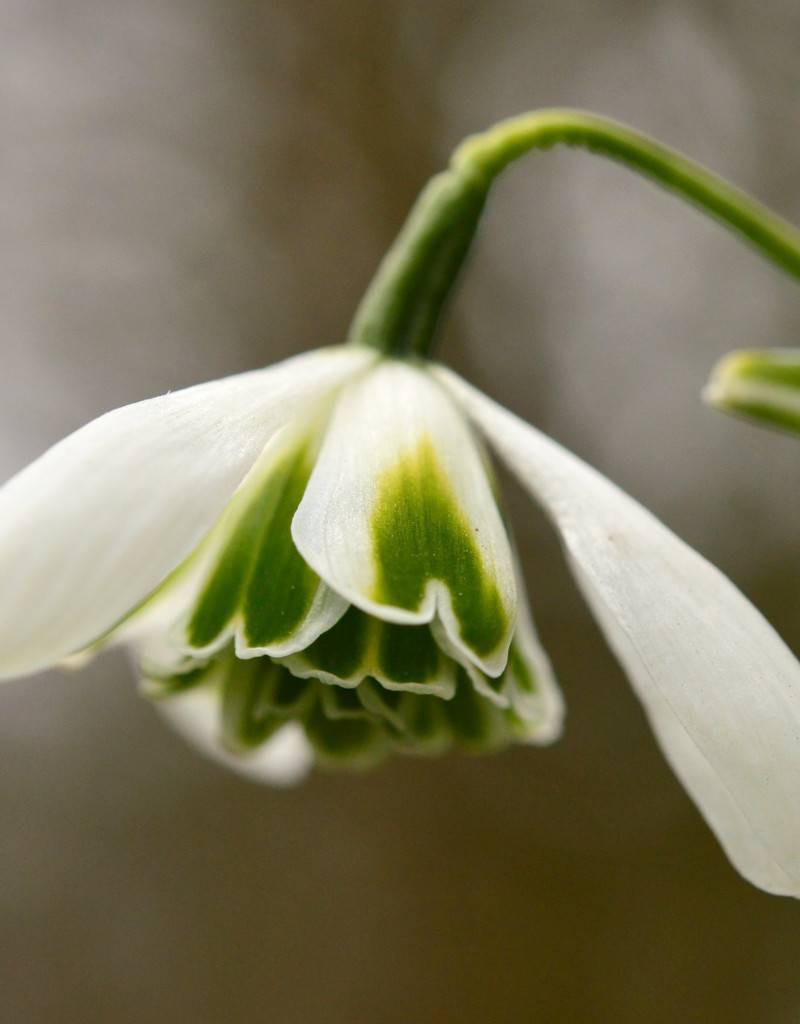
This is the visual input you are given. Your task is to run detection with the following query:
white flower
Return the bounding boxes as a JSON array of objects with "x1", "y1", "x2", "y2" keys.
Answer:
[
  {"x1": 1, "y1": 345, "x2": 799, "y2": 896},
  {"x1": 5, "y1": 105, "x2": 800, "y2": 898}
]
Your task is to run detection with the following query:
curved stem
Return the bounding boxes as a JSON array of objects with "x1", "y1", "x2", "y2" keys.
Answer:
[
  {"x1": 348, "y1": 108, "x2": 800, "y2": 358},
  {"x1": 454, "y1": 109, "x2": 800, "y2": 275}
]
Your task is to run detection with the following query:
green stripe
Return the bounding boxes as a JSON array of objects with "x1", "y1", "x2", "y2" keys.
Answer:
[
  {"x1": 186, "y1": 479, "x2": 275, "y2": 649},
  {"x1": 241, "y1": 445, "x2": 320, "y2": 647},
  {"x1": 508, "y1": 644, "x2": 538, "y2": 695},
  {"x1": 220, "y1": 656, "x2": 286, "y2": 751},
  {"x1": 321, "y1": 685, "x2": 369, "y2": 720},
  {"x1": 370, "y1": 436, "x2": 510, "y2": 660},
  {"x1": 305, "y1": 698, "x2": 388, "y2": 768},
  {"x1": 303, "y1": 605, "x2": 370, "y2": 678},
  {"x1": 143, "y1": 643, "x2": 554, "y2": 766},
  {"x1": 445, "y1": 669, "x2": 506, "y2": 752},
  {"x1": 297, "y1": 605, "x2": 455, "y2": 694},
  {"x1": 186, "y1": 440, "x2": 322, "y2": 650},
  {"x1": 377, "y1": 621, "x2": 440, "y2": 683}
]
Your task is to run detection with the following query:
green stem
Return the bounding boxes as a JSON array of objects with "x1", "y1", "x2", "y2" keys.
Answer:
[{"x1": 348, "y1": 108, "x2": 800, "y2": 358}]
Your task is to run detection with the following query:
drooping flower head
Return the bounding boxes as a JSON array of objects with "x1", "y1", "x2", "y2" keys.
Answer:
[
  {"x1": 126, "y1": 354, "x2": 564, "y2": 777},
  {"x1": 3, "y1": 110, "x2": 800, "y2": 897}
]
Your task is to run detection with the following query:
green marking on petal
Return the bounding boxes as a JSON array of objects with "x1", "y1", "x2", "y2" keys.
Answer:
[
  {"x1": 145, "y1": 604, "x2": 555, "y2": 768},
  {"x1": 370, "y1": 436, "x2": 510, "y2": 660},
  {"x1": 186, "y1": 439, "x2": 323, "y2": 651},
  {"x1": 305, "y1": 698, "x2": 388, "y2": 769},
  {"x1": 220, "y1": 656, "x2": 287, "y2": 751},
  {"x1": 321, "y1": 684, "x2": 370, "y2": 720},
  {"x1": 303, "y1": 605, "x2": 370, "y2": 678},
  {"x1": 185, "y1": 477, "x2": 271, "y2": 648},
  {"x1": 446, "y1": 669, "x2": 506, "y2": 751},
  {"x1": 507, "y1": 643, "x2": 537, "y2": 695},
  {"x1": 289, "y1": 607, "x2": 455, "y2": 696},
  {"x1": 140, "y1": 661, "x2": 213, "y2": 699},
  {"x1": 357, "y1": 679, "x2": 407, "y2": 732},
  {"x1": 241, "y1": 445, "x2": 321, "y2": 648},
  {"x1": 377, "y1": 622, "x2": 440, "y2": 683},
  {"x1": 504, "y1": 707, "x2": 539, "y2": 742},
  {"x1": 265, "y1": 669, "x2": 315, "y2": 716},
  {"x1": 394, "y1": 692, "x2": 452, "y2": 755}
]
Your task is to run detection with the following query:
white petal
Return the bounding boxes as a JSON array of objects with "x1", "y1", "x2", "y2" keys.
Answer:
[
  {"x1": 0, "y1": 346, "x2": 373, "y2": 679},
  {"x1": 292, "y1": 359, "x2": 516, "y2": 676},
  {"x1": 438, "y1": 367, "x2": 800, "y2": 896},
  {"x1": 157, "y1": 685, "x2": 313, "y2": 786},
  {"x1": 638, "y1": 677, "x2": 790, "y2": 890}
]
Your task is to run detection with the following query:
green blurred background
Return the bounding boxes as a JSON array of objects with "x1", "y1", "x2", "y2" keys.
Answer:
[{"x1": 2, "y1": 1, "x2": 800, "y2": 1020}]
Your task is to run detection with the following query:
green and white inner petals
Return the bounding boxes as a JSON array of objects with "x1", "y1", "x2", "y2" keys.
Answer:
[
  {"x1": 433, "y1": 553, "x2": 564, "y2": 744},
  {"x1": 291, "y1": 359, "x2": 517, "y2": 679},
  {"x1": 157, "y1": 667, "x2": 315, "y2": 787},
  {"x1": 169, "y1": 418, "x2": 348, "y2": 662},
  {"x1": 0, "y1": 345, "x2": 374, "y2": 680},
  {"x1": 278, "y1": 605, "x2": 457, "y2": 698}
]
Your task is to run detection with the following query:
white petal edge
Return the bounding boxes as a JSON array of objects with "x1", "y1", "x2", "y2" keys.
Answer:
[
  {"x1": 437, "y1": 366, "x2": 800, "y2": 897},
  {"x1": 157, "y1": 685, "x2": 313, "y2": 786},
  {"x1": 292, "y1": 359, "x2": 516, "y2": 676},
  {"x1": 0, "y1": 346, "x2": 374, "y2": 679},
  {"x1": 575, "y1": 561, "x2": 793, "y2": 891},
  {"x1": 234, "y1": 584, "x2": 349, "y2": 660}
]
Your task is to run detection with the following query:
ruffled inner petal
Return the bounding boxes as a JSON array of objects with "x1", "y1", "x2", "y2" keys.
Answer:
[
  {"x1": 292, "y1": 359, "x2": 517, "y2": 677},
  {"x1": 168, "y1": 421, "x2": 347, "y2": 661},
  {"x1": 278, "y1": 606, "x2": 457, "y2": 698}
]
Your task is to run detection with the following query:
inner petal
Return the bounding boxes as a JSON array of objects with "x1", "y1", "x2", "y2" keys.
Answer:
[
  {"x1": 371, "y1": 436, "x2": 511, "y2": 665},
  {"x1": 176, "y1": 422, "x2": 346, "y2": 659},
  {"x1": 292, "y1": 359, "x2": 517, "y2": 677},
  {"x1": 279, "y1": 606, "x2": 457, "y2": 698}
]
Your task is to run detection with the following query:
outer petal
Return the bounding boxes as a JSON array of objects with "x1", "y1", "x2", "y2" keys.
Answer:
[
  {"x1": 157, "y1": 685, "x2": 313, "y2": 786},
  {"x1": 292, "y1": 359, "x2": 516, "y2": 676},
  {"x1": 0, "y1": 346, "x2": 373, "y2": 679},
  {"x1": 438, "y1": 366, "x2": 800, "y2": 896},
  {"x1": 580, "y1": 569, "x2": 793, "y2": 890}
]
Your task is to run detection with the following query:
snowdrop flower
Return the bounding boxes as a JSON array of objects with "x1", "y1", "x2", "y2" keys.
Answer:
[{"x1": 3, "y1": 110, "x2": 800, "y2": 897}]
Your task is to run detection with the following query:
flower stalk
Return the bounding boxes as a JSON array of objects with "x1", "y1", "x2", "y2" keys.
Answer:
[{"x1": 349, "y1": 108, "x2": 800, "y2": 359}]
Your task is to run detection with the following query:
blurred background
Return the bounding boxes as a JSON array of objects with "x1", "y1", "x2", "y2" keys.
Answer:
[{"x1": 2, "y1": 0, "x2": 800, "y2": 1020}]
